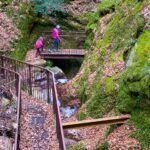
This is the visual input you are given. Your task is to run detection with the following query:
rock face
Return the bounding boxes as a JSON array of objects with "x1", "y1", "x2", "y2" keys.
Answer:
[
  {"x1": 50, "y1": 66, "x2": 66, "y2": 80},
  {"x1": 0, "y1": 12, "x2": 19, "y2": 52}
]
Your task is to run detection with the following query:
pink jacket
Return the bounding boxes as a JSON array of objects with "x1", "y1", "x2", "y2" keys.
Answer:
[
  {"x1": 35, "y1": 39, "x2": 43, "y2": 49},
  {"x1": 51, "y1": 28, "x2": 60, "y2": 40}
]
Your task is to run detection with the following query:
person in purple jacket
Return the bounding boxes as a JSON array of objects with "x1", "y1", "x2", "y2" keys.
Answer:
[
  {"x1": 35, "y1": 36, "x2": 43, "y2": 57},
  {"x1": 49, "y1": 25, "x2": 60, "y2": 53}
]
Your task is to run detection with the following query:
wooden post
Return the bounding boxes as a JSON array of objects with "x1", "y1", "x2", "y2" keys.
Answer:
[{"x1": 63, "y1": 115, "x2": 131, "y2": 129}]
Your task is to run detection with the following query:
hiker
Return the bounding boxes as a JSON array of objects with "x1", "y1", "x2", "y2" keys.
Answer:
[
  {"x1": 35, "y1": 36, "x2": 43, "y2": 57},
  {"x1": 49, "y1": 25, "x2": 60, "y2": 53}
]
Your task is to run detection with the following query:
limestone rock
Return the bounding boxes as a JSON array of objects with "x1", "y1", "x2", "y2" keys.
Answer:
[{"x1": 50, "y1": 66, "x2": 66, "y2": 80}]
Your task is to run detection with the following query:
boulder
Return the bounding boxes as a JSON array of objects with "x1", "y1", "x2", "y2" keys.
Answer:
[{"x1": 50, "y1": 67, "x2": 66, "y2": 80}]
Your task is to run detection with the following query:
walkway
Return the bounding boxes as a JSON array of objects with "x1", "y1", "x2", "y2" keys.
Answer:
[
  {"x1": 40, "y1": 49, "x2": 85, "y2": 59},
  {"x1": 20, "y1": 92, "x2": 59, "y2": 150}
]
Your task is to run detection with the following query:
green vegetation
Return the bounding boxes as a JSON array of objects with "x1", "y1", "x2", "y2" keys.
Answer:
[
  {"x1": 10, "y1": 15, "x2": 34, "y2": 60},
  {"x1": 117, "y1": 30, "x2": 150, "y2": 113},
  {"x1": 105, "y1": 124, "x2": 118, "y2": 137},
  {"x1": 96, "y1": 142, "x2": 109, "y2": 150},
  {"x1": 130, "y1": 110, "x2": 150, "y2": 148},
  {"x1": 116, "y1": 30, "x2": 150, "y2": 149},
  {"x1": 31, "y1": 0, "x2": 65, "y2": 17},
  {"x1": 77, "y1": 112, "x2": 86, "y2": 120},
  {"x1": 97, "y1": 0, "x2": 120, "y2": 16},
  {"x1": 69, "y1": 142, "x2": 86, "y2": 150},
  {"x1": 75, "y1": 0, "x2": 149, "y2": 148}
]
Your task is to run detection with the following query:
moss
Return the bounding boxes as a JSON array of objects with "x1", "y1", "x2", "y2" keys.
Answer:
[
  {"x1": 84, "y1": 32, "x2": 94, "y2": 50},
  {"x1": 97, "y1": 0, "x2": 121, "y2": 17},
  {"x1": 130, "y1": 110, "x2": 150, "y2": 149},
  {"x1": 117, "y1": 30, "x2": 150, "y2": 113},
  {"x1": 10, "y1": 14, "x2": 34, "y2": 60},
  {"x1": 105, "y1": 77, "x2": 115, "y2": 94},
  {"x1": 85, "y1": 12, "x2": 99, "y2": 32},
  {"x1": 76, "y1": 0, "x2": 147, "y2": 119},
  {"x1": 77, "y1": 112, "x2": 86, "y2": 121}
]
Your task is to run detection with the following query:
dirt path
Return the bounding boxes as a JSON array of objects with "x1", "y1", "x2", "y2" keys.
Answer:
[
  {"x1": 25, "y1": 50, "x2": 46, "y2": 66},
  {"x1": 19, "y1": 92, "x2": 59, "y2": 150}
]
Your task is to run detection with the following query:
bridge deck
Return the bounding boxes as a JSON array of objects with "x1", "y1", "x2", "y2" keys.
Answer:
[{"x1": 40, "y1": 49, "x2": 85, "y2": 59}]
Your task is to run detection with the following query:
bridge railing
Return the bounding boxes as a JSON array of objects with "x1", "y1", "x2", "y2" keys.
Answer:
[
  {"x1": 0, "y1": 67, "x2": 21, "y2": 150},
  {"x1": 0, "y1": 55, "x2": 66, "y2": 150}
]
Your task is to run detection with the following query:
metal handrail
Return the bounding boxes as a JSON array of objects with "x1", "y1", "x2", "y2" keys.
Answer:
[
  {"x1": 0, "y1": 67, "x2": 21, "y2": 150},
  {"x1": 0, "y1": 55, "x2": 66, "y2": 150}
]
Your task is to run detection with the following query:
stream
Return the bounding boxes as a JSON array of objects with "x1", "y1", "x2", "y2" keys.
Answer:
[{"x1": 31, "y1": 19, "x2": 86, "y2": 148}]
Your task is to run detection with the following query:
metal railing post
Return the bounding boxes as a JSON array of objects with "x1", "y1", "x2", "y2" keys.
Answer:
[
  {"x1": 47, "y1": 70, "x2": 50, "y2": 103},
  {"x1": 52, "y1": 73, "x2": 66, "y2": 150},
  {"x1": 28, "y1": 65, "x2": 32, "y2": 95},
  {"x1": 0, "y1": 56, "x2": 4, "y2": 74}
]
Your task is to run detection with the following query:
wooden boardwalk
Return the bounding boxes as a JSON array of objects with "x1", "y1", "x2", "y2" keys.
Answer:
[{"x1": 40, "y1": 49, "x2": 85, "y2": 59}]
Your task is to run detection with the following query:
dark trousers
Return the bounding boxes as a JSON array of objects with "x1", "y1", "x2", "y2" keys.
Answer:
[
  {"x1": 49, "y1": 39, "x2": 59, "y2": 52},
  {"x1": 36, "y1": 46, "x2": 43, "y2": 57}
]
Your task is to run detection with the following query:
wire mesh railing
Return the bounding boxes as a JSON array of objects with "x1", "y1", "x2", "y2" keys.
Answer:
[
  {"x1": 0, "y1": 55, "x2": 66, "y2": 150},
  {"x1": 0, "y1": 67, "x2": 21, "y2": 150}
]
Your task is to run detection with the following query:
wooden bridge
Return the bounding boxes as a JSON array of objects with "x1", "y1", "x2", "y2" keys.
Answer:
[{"x1": 40, "y1": 49, "x2": 85, "y2": 59}]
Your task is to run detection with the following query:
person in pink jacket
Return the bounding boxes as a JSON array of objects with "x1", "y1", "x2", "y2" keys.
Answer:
[
  {"x1": 49, "y1": 25, "x2": 60, "y2": 53},
  {"x1": 35, "y1": 36, "x2": 43, "y2": 57}
]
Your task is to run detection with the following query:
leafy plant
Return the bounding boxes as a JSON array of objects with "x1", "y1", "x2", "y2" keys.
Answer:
[
  {"x1": 31, "y1": 0, "x2": 65, "y2": 17},
  {"x1": 96, "y1": 142, "x2": 109, "y2": 150}
]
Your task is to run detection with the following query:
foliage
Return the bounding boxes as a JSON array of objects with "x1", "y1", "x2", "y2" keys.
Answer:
[
  {"x1": 74, "y1": 0, "x2": 150, "y2": 148},
  {"x1": 10, "y1": 14, "x2": 34, "y2": 60},
  {"x1": 85, "y1": 12, "x2": 99, "y2": 32},
  {"x1": 105, "y1": 124, "x2": 118, "y2": 137},
  {"x1": 96, "y1": 142, "x2": 109, "y2": 150},
  {"x1": 31, "y1": 0, "x2": 65, "y2": 17},
  {"x1": 69, "y1": 142, "x2": 86, "y2": 150},
  {"x1": 130, "y1": 110, "x2": 150, "y2": 149},
  {"x1": 77, "y1": 112, "x2": 86, "y2": 121},
  {"x1": 97, "y1": 0, "x2": 121, "y2": 16},
  {"x1": 116, "y1": 30, "x2": 150, "y2": 113},
  {"x1": 76, "y1": 0, "x2": 147, "y2": 119},
  {"x1": 0, "y1": 0, "x2": 13, "y2": 6},
  {"x1": 45, "y1": 60, "x2": 54, "y2": 68},
  {"x1": 84, "y1": 32, "x2": 94, "y2": 50}
]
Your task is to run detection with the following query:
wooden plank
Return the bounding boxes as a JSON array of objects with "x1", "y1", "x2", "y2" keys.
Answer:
[{"x1": 62, "y1": 115, "x2": 130, "y2": 129}]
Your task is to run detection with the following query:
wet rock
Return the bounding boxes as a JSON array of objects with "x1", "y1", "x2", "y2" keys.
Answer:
[
  {"x1": 0, "y1": 136, "x2": 13, "y2": 150},
  {"x1": 60, "y1": 106, "x2": 77, "y2": 118},
  {"x1": 50, "y1": 67, "x2": 66, "y2": 80},
  {"x1": 65, "y1": 129, "x2": 81, "y2": 141},
  {"x1": 56, "y1": 79, "x2": 69, "y2": 84}
]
